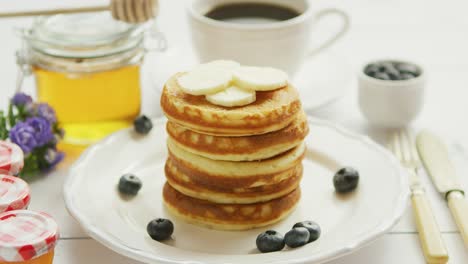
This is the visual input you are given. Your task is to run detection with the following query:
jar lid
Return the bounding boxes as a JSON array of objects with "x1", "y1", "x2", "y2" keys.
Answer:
[
  {"x1": 22, "y1": 12, "x2": 146, "y2": 59},
  {"x1": 0, "y1": 141, "x2": 24, "y2": 176},
  {"x1": 0, "y1": 210, "x2": 59, "y2": 262},
  {"x1": 0, "y1": 175, "x2": 31, "y2": 213}
]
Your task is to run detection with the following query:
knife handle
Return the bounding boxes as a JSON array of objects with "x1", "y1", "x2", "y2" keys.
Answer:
[
  {"x1": 447, "y1": 191, "x2": 468, "y2": 249},
  {"x1": 412, "y1": 190, "x2": 449, "y2": 263}
]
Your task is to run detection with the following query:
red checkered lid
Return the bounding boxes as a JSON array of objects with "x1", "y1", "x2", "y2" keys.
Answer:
[
  {"x1": 0, "y1": 141, "x2": 24, "y2": 176},
  {"x1": 0, "y1": 210, "x2": 59, "y2": 262},
  {"x1": 0, "y1": 175, "x2": 31, "y2": 213}
]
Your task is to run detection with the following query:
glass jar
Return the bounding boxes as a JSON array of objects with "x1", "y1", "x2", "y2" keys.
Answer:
[
  {"x1": 16, "y1": 12, "x2": 166, "y2": 147},
  {"x1": 0, "y1": 175, "x2": 30, "y2": 213},
  {"x1": 0, "y1": 210, "x2": 59, "y2": 264},
  {"x1": 0, "y1": 141, "x2": 24, "y2": 176}
]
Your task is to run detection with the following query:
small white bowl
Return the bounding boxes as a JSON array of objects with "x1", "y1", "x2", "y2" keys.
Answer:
[{"x1": 358, "y1": 59, "x2": 426, "y2": 128}]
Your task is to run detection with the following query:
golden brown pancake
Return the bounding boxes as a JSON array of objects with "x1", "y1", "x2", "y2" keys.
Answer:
[
  {"x1": 163, "y1": 183, "x2": 301, "y2": 230},
  {"x1": 166, "y1": 111, "x2": 309, "y2": 161},
  {"x1": 167, "y1": 139, "x2": 306, "y2": 186},
  {"x1": 165, "y1": 158, "x2": 303, "y2": 204},
  {"x1": 160, "y1": 73, "x2": 301, "y2": 136},
  {"x1": 167, "y1": 154, "x2": 303, "y2": 190}
]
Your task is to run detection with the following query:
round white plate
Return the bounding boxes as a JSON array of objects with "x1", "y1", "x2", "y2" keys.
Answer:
[
  {"x1": 147, "y1": 48, "x2": 352, "y2": 112},
  {"x1": 64, "y1": 118, "x2": 408, "y2": 264}
]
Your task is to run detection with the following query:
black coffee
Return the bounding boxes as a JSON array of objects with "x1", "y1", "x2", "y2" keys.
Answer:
[{"x1": 205, "y1": 3, "x2": 301, "y2": 24}]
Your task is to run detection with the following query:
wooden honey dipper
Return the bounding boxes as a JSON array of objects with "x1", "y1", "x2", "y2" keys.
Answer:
[{"x1": 0, "y1": 0, "x2": 158, "y2": 23}]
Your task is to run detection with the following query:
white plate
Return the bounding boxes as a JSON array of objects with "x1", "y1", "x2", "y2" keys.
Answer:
[
  {"x1": 147, "y1": 48, "x2": 351, "y2": 113},
  {"x1": 64, "y1": 118, "x2": 408, "y2": 264}
]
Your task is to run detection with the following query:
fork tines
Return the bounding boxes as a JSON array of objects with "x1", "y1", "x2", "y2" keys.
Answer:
[{"x1": 390, "y1": 130, "x2": 420, "y2": 168}]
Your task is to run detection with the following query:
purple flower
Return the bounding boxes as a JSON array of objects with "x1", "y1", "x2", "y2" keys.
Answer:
[
  {"x1": 35, "y1": 103, "x2": 57, "y2": 124},
  {"x1": 9, "y1": 121, "x2": 38, "y2": 154},
  {"x1": 44, "y1": 148, "x2": 65, "y2": 169},
  {"x1": 11, "y1": 93, "x2": 33, "y2": 107},
  {"x1": 25, "y1": 117, "x2": 54, "y2": 146},
  {"x1": 9, "y1": 117, "x2": 54, "y2": 153}
]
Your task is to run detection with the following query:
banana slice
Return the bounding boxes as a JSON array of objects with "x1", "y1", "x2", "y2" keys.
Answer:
[
  {"x1": 176, "y1": 67, "x2": 232, "y2": 96},
  {"x1": 206, "y1": 86, "x2": 256, "y2": 107},
  {"x1": 233, "y1": 66, "x2": 289, "y2": 91}
]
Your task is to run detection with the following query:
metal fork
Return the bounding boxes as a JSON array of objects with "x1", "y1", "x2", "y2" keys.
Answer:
[{"x1": 389, "y1": 130, "x2": 449, "y2": 264}]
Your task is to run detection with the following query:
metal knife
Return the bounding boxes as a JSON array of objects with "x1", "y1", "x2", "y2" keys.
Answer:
[{"x1": 417, "y1": 131, "x2": 468, "y2": 249}]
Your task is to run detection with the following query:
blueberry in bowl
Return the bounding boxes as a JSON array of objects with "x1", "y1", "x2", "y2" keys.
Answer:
[
  {"x1": 364, "y1": 60, "x2": 421, "y2": 81},
  {"x1": 358, "y1": 59, "x2": 426, "y2": 127}
]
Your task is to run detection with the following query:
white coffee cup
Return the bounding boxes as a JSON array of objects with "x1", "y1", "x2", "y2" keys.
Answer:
[{"x1": 188, "y1": 0, "x2": 350, "y2": 75}]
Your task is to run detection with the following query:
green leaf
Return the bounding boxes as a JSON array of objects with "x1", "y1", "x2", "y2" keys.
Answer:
[
  {"x1": 18, "y1": 154, "x2": 40, "y2": 180},
  {"x1": 17, "y1": 105, "x2": 29, "y2": 120},
  {"x1": 0, "y1": 111, "x2": 7, "y2": 140},
  {"x1": 7, "y1": 103, "x2": 16, "y2": 128},
  {"x1": 33, "y1": 146, "x2": 49, "y2": 171}
]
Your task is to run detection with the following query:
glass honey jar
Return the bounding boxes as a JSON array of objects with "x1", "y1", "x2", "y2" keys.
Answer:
[
  {"x1": 16, "y1": 12, "x2": 165, "y2": 148},
  {"x1": 0, "y1": 210, "x2": 59, "y2": 264},
  {"x1": 0, "y1": 175, "x2": 30, "y2": 213}
]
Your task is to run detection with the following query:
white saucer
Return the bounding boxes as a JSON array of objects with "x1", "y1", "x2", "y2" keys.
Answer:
[
  {"x1": 64, "y1": 118, "x2": 408, "y2": 264},
  {"x1": 147, "y1": 49, "x2": 352, "y2": 112}
]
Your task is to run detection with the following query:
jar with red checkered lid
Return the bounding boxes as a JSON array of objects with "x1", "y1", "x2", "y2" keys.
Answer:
[
  {"x1": 0, "y1": 141, "x2": 24, "y2": 176},
  {"x1": 0, "y1": 175, "x2": 31, "y2": 214},
  {"x1": 0, "y1": 210, "x2": 59, "y2": 264}
]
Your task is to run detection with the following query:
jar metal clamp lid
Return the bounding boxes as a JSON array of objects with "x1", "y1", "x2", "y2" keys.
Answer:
[
  {"x1": 15, "y1": 12, "x2": 167, "y2": 87},
  {"x1": 0, "y1": 141, "x2": 24, "y2": 176},
  {"x1": 0, "y1": 174, "x2": 30, "y2": 213},
  {"x1": 0, "y1": 210, "x2": 59, "y2": 262}
]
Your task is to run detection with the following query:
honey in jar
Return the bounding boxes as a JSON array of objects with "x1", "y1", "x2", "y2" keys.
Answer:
[
  {"x1": 0, "y1": 210, "x2": 59, "y2": 264},
  {"x1": 17, "y1": 13, "x2": 165, "y2": 147}
]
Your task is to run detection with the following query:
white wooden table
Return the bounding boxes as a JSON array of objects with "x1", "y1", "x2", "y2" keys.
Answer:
[{"x1": 1, "y1": 0, "x2": 468, "y2": 263}]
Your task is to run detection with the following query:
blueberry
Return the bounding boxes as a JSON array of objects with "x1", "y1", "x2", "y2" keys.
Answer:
[
  {"x1": 377, "y1": 62, "x2": 398, "y2": 79},
  {"x1": 376, "y1": 63, "x2": 387, "y2": 72},
  {"x1": 134, "y1": 115, "x2": 153, "y2": 134},
  {"x1": 395, "y1": 63, "x2": 420, "y2": 76},
  {"x1": 333, "y1": 167, "x2": 360, "y2": 193},
  {"x1": 373, "y1": 72, "x2": 390, "y2": 80},
  {"x1": 256, "y1": 230, "x2": 285, "y2": 253},
  {"x1": 293, "y1": 221, "x2": 321, "y2": 243},
  {"x1": 379, "y1": 61, "x2": 393, "y2": 70},
  {"x1": 118, "y1": 174, "x2": 142, "y2": 196},
  {"x1": 284, "y1": 227, "x2": 310, "y2": 248},
  {"x1": 147, "y1": 218, "x2": 174, "y2": 241},
  {"x1": 364, "y1": 64, "x2": 380, "y2": 77},
  {"x1": 399, "y1": 73, "x2": 415, "y2": 80},
  {"x1": 386, "y1": 68, "x2": 401, "y2": 80}
]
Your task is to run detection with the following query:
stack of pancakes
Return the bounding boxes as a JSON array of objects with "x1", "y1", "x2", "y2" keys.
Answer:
[{"x1": 160, "y1": 73, "x2": 309, "y2": 230}]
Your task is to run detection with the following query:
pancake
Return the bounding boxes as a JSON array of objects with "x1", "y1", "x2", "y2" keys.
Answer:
[
  {"x1": 160, "y1": 73, "x2": 301, "y2": 136},
  {"x1": 165, "y1": 158, "x2": 303, "y2": 204},
  {"x1": 167, "y1": 154, "x2": 303, "y2": 191},
  {"x1": 167, "y1": 139, "x2": 305, "y2": 185},
  {"x1": 166, "y1": 111, "x2": 309, "y2": 161},
  {"x1": 163, "y1": 183, "x2": 301, "y2": 230}
]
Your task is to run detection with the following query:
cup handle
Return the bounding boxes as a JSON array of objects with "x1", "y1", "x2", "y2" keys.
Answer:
[{"x1": 308, "y1": 8, "x2": 350, "y2": 56}]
